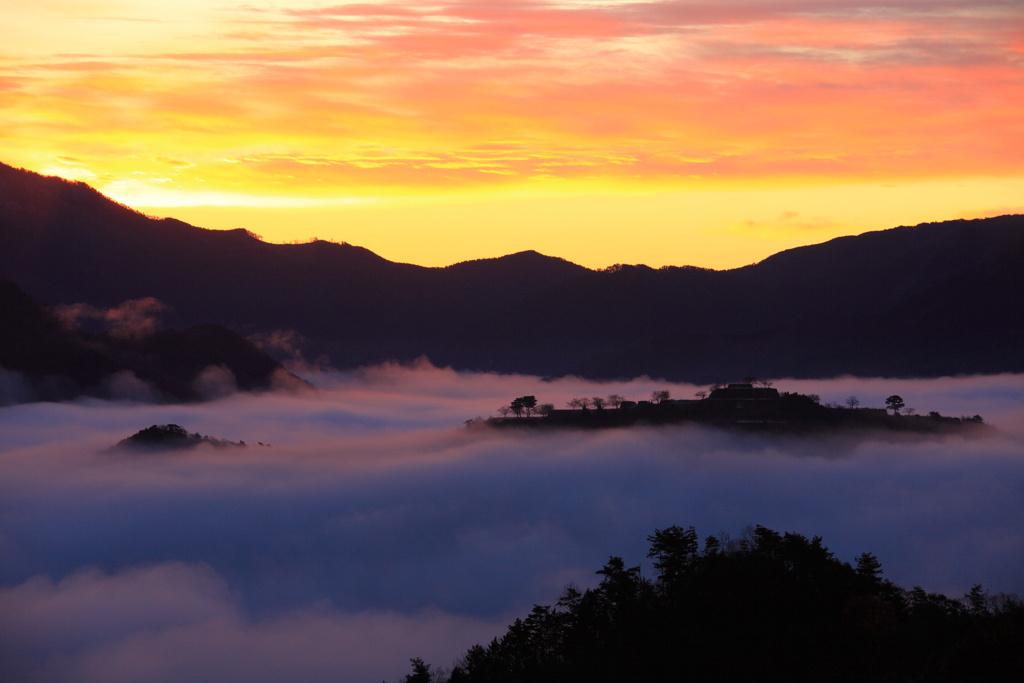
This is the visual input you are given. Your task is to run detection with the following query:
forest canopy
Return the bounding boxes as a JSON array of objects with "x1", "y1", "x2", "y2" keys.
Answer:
[{"x1": 400, "y1": 525, "x2": 1023, "y2": 683}]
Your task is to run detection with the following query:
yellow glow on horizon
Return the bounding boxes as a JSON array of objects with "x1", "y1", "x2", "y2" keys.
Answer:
[
  {"x1": 3, "y1": 0, "x2": 1022, "y2": 267},
  {"x1": 147, "y1": 177, "x2": 1024, "y2": 270}
]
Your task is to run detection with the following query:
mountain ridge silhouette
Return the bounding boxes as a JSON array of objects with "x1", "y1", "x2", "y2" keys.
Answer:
[{"x1": 2, "y1": 161, "x2": 1022, "y2": 380}]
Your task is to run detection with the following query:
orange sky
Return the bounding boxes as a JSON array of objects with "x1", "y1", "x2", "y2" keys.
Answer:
[{"x1": 3, "y1": 0, "x2": 1022, "y2": 268}]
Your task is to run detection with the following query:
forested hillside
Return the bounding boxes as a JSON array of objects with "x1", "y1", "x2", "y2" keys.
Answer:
[{"x1": 401, "y1": 526, "x2": 1024, "y2": 683}]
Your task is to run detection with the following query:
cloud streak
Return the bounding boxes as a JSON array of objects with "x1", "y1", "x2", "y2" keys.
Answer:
[
  {"x1": 1, "y1": 366, "x2": 1023, "y2": 681},
  {"x1": 4, "y1": 0, "x2": 1021, "y2": 200}
]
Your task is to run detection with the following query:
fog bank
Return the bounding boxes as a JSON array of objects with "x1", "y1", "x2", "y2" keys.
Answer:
[{"x1": 2, "y1": 367, "x2": 1023, "y2": 682}]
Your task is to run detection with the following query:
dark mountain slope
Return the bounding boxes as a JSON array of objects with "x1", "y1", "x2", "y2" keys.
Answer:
[
  {"x1": 504, "y1": 215, "x2": 1024, "y2": 347},
  {"x1": 474, "y1": 216, "x2": 1024, "y2": 377},
  {"x1": 0, "y1": 163, "x2": 590, "y2": 367},
  {"x1": 732, "y1": 216, "x2": 1024, "y2": 317},
  {"x1": 858, "y1": 235, "x2": 1024, "y2": 375},
  {"x1": 0, "y1": 279, "x2": 123, "y2": 393},
  {"x1": 570, "y1": 235, "x2": 1024, "y2": 381},
  {"x1": 2, "y1": 161, "x2": 1022, "y2": 380},
  {"x1": 0, "y1": 280, "x2": 291, "y2": 403}
]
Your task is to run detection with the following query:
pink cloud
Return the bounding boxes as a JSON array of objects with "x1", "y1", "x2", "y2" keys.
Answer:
[
  {"x1": 55, "y1": 297, "x2": 168, "y2": 339},
  {"x1": 4, "y1": 1, "x2": 1021, "y2": 190}
]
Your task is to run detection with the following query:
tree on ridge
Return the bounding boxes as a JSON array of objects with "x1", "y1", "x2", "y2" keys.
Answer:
[{"x1": 885, "y1": 395, "x2": 905, "y2": 415}]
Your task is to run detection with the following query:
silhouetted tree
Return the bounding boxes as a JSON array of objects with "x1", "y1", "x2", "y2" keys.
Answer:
[
  {"x1": 856, "y1": 552, "x2": 883, "y2": 580},
  {"x1": 695, "y1": 390, "x2": 707, "y2": 400},
  {"x1": 591, "y1": 396, "x2": 606, "y2": 410},
  {"x1": 537, "y1": 403, "x2": 554, "y2": 417},
  {"x1": 510, "y1": 398, "x2": 525, "y2": 417},
  {"x1": 520, "y1": 395, "x2": 538, "y2": 417},
  {"x1": 647, "y1": 525, "x2": 699, "y2": 584},
  {"x1": 846, "y1": 395, "x2": 860, "y2": 408},
  {"x1": 404, "y1": 658, "x2": 432, "y2": 683},
  {"x1": 651, "y1": 390, "x2": 670, "y2": 403},
  {"x1": 965, "y1": 584, "x2": 987, "y2": 614},
  {"x1": 497, "y1": 405, "x2": 512, "y2": 418},
  {"x1": 703, "y1": 535, "x2": 721, "y2": 554},
  {"x1": 885, "y1": 395, "x2": 905, "y2": 415},
  {"x1": 606, "y1": 394, "x2": 624, "y2": 409},
  {"x1": 510, "y1": 395, "x2": 538, "y2": 417}
]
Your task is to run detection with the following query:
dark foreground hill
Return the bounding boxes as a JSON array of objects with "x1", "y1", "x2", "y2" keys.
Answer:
[
  {"x1": 397, "y1": 525, "x2": 1024, "y2": 683},
  {"x1": 2, "y1": 162, "x2": 1022, "y2": 380},
  {"x1": 0, "y1": 279, "x2": 294, "y2": 403}
]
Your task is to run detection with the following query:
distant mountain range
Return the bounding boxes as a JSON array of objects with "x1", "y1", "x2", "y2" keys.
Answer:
[{"x1": 2, "y1": 161, "x2": 1022, "y2": 384}]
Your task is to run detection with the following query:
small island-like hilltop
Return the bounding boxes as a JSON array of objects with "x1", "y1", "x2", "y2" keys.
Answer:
[
  {"x1": 483, "y1": 382, "x2": 986, "y2": 435},
  {"x1": 110, "y1": 424, "x2": 268, "y2": 451}
]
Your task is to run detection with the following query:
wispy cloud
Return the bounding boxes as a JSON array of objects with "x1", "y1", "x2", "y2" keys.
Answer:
[
  {"x1": 54, "y1": 297, "x2": 168, "y2": 339},
  {"x1": 3, "y1": 0, "x2": 1021, "y2": 203}
]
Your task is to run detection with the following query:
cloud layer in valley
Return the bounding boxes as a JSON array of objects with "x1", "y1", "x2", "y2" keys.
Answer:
[{"x1": 2, "y1": 365, "x2": 1023, "y2": 682}]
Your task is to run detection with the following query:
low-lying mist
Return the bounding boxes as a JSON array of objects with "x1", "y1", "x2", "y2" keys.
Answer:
[{"x1": 2, "y1": 365, "x2": 1023, "y2": 683}]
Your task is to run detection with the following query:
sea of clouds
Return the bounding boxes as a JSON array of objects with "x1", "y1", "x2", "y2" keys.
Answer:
[{"x1": 2, "y1": 364, "x2": 1023, "y2": 682}]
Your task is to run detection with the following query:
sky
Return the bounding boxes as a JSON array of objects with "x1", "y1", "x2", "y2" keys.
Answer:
[
  {"x1": 2, "y1": 366, "x2": 1024, "y2": 682},
  {"x1": 2, "y1": 0, "x2": 1022, "y2": 268}
]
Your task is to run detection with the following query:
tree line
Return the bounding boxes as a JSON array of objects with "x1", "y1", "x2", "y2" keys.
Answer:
[
  {"x1": 495, "y1": 386, "x2": 984, "y2": 422},
  {"x1": 397, "y1": 525, "x2": 1022, "y2": 683}
]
